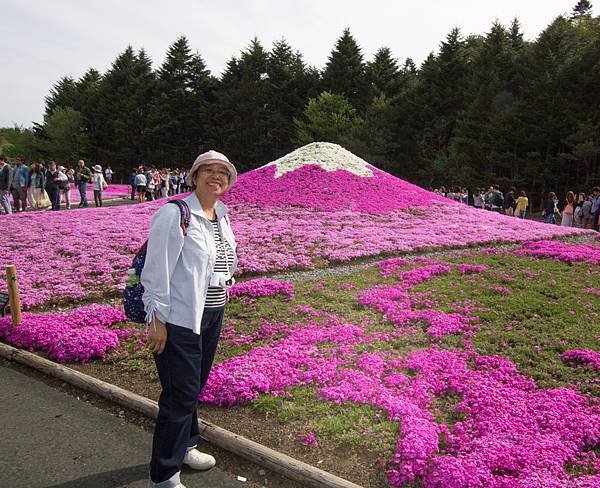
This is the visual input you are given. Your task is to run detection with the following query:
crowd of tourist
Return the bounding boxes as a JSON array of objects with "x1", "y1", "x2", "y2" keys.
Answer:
[
  {"x1": 432, "y1": 185, "x2": 600, "y2": 230},
  {"x1": 0, "y1": 155, "x2": 190, "y2": 214},
  {"x1": 128, "y1": 166, "x2": 190, "y2": 203},
  {"x1": 0, "y1": 155, "x2": 115, "y2": 213}
]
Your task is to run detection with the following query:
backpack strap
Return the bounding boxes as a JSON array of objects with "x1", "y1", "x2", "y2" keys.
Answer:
[
  {"x1": 132, "y1": 200, "x2": 190, "y2": 266},
  {"x1": 167, "y1": 199, "x2": 191, "y2": 236}
]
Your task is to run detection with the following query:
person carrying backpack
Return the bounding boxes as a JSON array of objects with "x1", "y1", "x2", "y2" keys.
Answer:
[
  {"x1": 142, "y1": 150, "x2": 238, "y2": 488},
  {"x1": 490, "y1": 186, "x2": 504, "y2": 213}
]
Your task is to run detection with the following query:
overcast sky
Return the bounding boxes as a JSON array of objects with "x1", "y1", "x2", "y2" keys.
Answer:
[{"x1": 1, "y1": 0, "x2": 578, "y2": 127}]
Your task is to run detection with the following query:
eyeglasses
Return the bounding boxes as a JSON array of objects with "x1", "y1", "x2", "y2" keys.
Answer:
[{"x1": 198, "y1": 167, "x2": 230, "y2": 179}]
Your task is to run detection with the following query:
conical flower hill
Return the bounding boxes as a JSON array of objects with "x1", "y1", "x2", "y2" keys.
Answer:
[
  {"x1": 0, "y1": 142, "x2": 593, "y2": 307},
  {"x1": 224, "y1": 142, "x2": 446, "y2": 213}
]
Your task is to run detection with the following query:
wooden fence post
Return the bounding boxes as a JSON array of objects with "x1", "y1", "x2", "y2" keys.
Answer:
[{"x1": 5, "y1": 265, "x2": 22, "y2": 326}]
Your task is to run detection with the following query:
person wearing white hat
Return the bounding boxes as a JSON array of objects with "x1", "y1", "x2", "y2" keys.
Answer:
[
  {"x1": 91, "y1": 164, "x2": 107, "y2": 207},
  {"x1": 142, "y1": 150, "x2": 238, "y2": 488},
  {"x1": 56, "y1": 165, "x2": 72, "y2": 209}
]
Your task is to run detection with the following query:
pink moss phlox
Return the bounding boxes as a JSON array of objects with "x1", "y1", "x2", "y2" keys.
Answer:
[
  {"x1": 224, "y1": 164, "x2": 446, "y2": 214},
  {"x1": 0, "y1": 305, "x2": 130, "y2": 363},
  {"x1": 200, "y1": 320, "x2": 363, "y2": 406},
  {"x1": 377, "y1": 258, "x2": 409, "y2": 277},
  {"x1": 299, "y1": 432, "x2": 319, "y2": 447},
  {"x1": 561, "y1": 350, "x2": 600, "y2": 372},
  {"x1": 517, "y1": 241, "x2": 600, "y2": 265},
  {"x1": 399, "y1": 264, "x2": 452, "y2": 286},
  {"x1": 457, "y1": 264, "x2": 488, "y2": 274},
  {"x1": 229, "y1": 278, "x2": 295, "y2": 301}
]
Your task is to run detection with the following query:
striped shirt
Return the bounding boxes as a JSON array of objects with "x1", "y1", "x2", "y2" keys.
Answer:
[{"x1": 204, "y1": 218, "x2": 235, "y2": 309}]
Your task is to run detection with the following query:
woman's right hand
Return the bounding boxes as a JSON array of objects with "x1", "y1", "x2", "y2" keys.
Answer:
[{"x1": 147, "y1": 315, "x2": 167, "y2": 354}]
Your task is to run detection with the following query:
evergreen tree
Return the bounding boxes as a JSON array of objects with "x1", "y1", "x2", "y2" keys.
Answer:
[
  {"x1": 263, "y1": 39, "x2": 319, "y2": 159},
  {"x1": 322, "y1": 28, "x2": 369, "y2": 112},
  {"x1": 571, "y1": 0, "x2": 593, "y2": 19},
  {"x1": 94, "y1": 46, "x2": 155, "y2": 170},
  {"x1": 147, "y1": 36, "x2": 215, "y2": 167},
  {"x1": 44, "y1": 76, "x2": 78, "y2": 121},
  {"x1": 366, "y1": 47, "x2": 401, "y2": 100},
  {"x1": 213, "y1": 38, "x2": 271, "y2": 168},
  {"x1": 413, "y1": 28, "x2": 468, "y2": 172}
]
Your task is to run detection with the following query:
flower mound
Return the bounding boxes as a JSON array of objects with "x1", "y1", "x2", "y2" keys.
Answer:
[
  {"x1": 561, "y1": 349, "x2": 600, "y2": 372},
  {"x1": 229, "y1": 279, "x2": 295, "y2": 301},
  {"x1": 0, "y1": 305, "x2": 131, "y2": 363},
  {"x1": 517, "y1": 240, "x2": 600, "y2": 265}
]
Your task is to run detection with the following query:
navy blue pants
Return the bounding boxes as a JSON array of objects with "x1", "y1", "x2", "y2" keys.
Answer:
[
  {"x1": 150, "y1": 308, "x2": 224, "y2": 484},
  {"x1": 48, "y1": 186, "x2": 61, "y2": 210}
]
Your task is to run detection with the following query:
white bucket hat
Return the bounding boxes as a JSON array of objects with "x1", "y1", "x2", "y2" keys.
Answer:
[
  {"x1": 186, "y1": 150, "x2": 237, "y2": 188},
  {"x1": 93, "y1": 164, "x2": 102, "y2": 172}
]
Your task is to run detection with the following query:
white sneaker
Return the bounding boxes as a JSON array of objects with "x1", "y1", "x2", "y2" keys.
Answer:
[
  {"x1": 147, "y1": 483, "x2": 186, "y2": 488},
  {"x1": 183, "y1": 448, "x2": 216, "y2": 470},
  {"x1": 148, "y1": 470, "x2": 186, "y2": 487}
]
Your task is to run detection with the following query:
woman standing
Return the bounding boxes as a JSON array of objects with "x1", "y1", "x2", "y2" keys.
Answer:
[
  {"x1": 544, "y1": 192, "x2": 559, "y2": 224},
  {"x1": 45, "y1": 161, "x2": 62, "y2": 211},
  {"x1": 135, "y1": 168, "x2": 147, "y2": 203},
  {"x1": 561, "y1": 191, "x2": 575, "y2": 227},
  {"x1": 514, "y1": 191, "x2": 529, "y2": 219},
  {"x1": 91, "y1": 164, "x2": 107, "y2": 207},
  {"x1": 159, "y1": 169, "x2": 170, "y2": 199},
  {"x1": 65, "y1": 167, "x2": 75, "y2": 209},
  {"x1": 142, "y1": 150, "x2": 238, "y2": 488},
  {"x1": 27, "y1": 163, "x2": 43, "y2": 209}
]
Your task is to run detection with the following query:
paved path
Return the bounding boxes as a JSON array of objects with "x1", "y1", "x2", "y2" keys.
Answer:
[{"x1": 0, "y1": 363, "x2": 241, "y2": 488}]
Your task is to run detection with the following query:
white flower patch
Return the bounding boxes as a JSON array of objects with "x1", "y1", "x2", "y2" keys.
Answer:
[{"x1": 265, "y1": 142, "x2": 374, "y2": 178}]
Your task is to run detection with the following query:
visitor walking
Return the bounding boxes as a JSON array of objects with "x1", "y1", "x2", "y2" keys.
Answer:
[
  {"x1": 514, "y1": 191, "x2": 529, "y2": 219},
  {"x1": 27, "y1": 163, "x2": 50, "y2": 210},
  {"x1": 560, "y1": 191, "x2": 575, "y2": 227},
  {"x1": 503, "y1": 187, "x2": 516, "y2": 216},
  {"x1": 134, "y1": 169, "x2": 147, "y2": 203},
  {"x1": 591, "y1": 187, "x2": 600, "y2": 231},
  {"x1": 0, "y1": 155, "x2": 12, "y2": 214},
  {"x1": 10, "y1": 156, "x2": 29, "y2": 212},
  {"x1": 544, "y1": 192, "x2": 559, "y2": 224},
  {"x1": 61, "y1": 167, "x2": 75, "y2": 209},
  {"x1": 573, "y1": 193, "x2": 585, "y2": 228},
  {"x1": 582, "y1": 194, "x2": 593, "y2": 229},
  {"x1": 104, "y1": 165, "x2": 113, "y2": 184},
  {"x1": 473, "y1": 188, "x2": 484, "y2": 209},
  {"x1": 130, "y1": 168, "x2": 137, "y2": 200},
  {"x1": 160, "y1": 169, "x2": 169, "y2": 198},
  {"x1": 91, "y1": 165, "x2": 107, "y2": 207},
  {"x1": 45, "y1": 161, "x2": 62, "y2": 211},
  {"x1": 75, "y1": 159, "x2": 92, "y2": 207},
  {"x1": 143, "y1": 150, "x2": 238, "y2": 488}
]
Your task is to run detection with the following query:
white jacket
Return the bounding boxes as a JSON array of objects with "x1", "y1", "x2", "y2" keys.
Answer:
[{"x1": 141, "y1": 192, "x2": 238, "y2": 334}]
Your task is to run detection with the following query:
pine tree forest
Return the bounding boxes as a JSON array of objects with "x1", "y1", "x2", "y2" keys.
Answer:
[{"x1": 2, "y1": 6, "x2": 599, "y2": 207}]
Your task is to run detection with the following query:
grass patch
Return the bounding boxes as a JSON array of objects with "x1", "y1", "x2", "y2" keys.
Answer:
[
  {"x1": 413, "y1": 253, "x2": 599, "y2": 395},
  {"x1": 252, "y1": 386, "x2": 399, "y2": 452}
]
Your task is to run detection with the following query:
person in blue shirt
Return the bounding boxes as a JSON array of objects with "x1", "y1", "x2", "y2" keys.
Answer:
[
  {"x1": 591, "y1": 186, "x2": 600, "y2": 231},
  {"x1": 10, "y1": 157, "x2": 29, "y2": 212}
]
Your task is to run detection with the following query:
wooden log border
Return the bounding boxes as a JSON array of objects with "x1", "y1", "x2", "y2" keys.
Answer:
[{"x1": 0, "y1": 342, "x2": 363, "y2": 488}]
